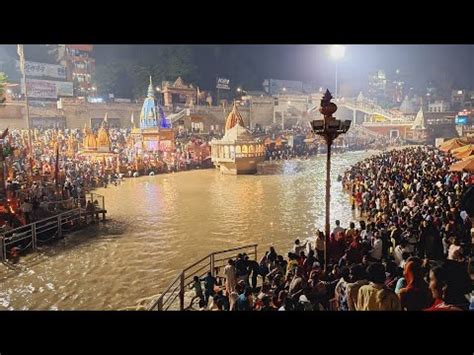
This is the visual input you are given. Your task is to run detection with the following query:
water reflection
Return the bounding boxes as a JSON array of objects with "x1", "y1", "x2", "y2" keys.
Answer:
[{"x1": 0, "y1": 151, "x2": 373, "y2": 310}]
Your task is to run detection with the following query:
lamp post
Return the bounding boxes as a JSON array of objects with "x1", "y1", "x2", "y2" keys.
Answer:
[
  {"x1": 330, "y1": 45, "x2": 345, "y2": 100},
  {"x1": 311, "y1": 89, "x2": 351, "y2": 271}
]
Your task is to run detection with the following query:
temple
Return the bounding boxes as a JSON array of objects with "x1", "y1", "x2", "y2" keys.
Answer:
[
  {"x1": 211, "y1": 102, "x2": 265, "y2": 175},
  {"x1": 406, "y1": 107, "x2": 429, "y2": 144},
  {"x1": 130, "y1": 77, "x2": 174, "y2": 153},
  {"x1": 78, "y1": 117, "x2": 118, "y2": 170},
  {"x1": 162, "y1": 76, "x2": 197, "y2": 108}
]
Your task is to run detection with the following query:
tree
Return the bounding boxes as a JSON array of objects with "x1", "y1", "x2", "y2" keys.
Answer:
[
  {"x1": 0, "y1": 72, "x2": 8, "y2": 103},
  {"x1": 126, "y1": 46, "x2": 198, "y2": 99},
  {"x1": 94, "y1": 61, "x2": 132, "y2": 98}
]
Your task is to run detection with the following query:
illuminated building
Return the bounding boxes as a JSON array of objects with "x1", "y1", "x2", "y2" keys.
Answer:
[
  {"x1": 130, "y1": 77, "x2": 174, "y2": 153},
  {"x1": 367, "y1": 70, "x2": 387, "y2": 102},
  {"x1": 56, "y1": 45, "x2": 95, "y2": 97},
  {"x1": 211, "y1": 102, "x2": 265, "y2": 175},
  {"x1": 161, "y1": 77, "x2": 196, "y2": 109},
  {"x1": 78, "y1": 120, "x2": 118, "y2": 163}
]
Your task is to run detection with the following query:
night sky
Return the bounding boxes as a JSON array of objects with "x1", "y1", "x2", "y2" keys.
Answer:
[
  {"x1": 93, "y1": 45, "x2": 474, "y2": 94},
  {"x1": 1, "y1": 44, "x2": 473, "y2": 96}
]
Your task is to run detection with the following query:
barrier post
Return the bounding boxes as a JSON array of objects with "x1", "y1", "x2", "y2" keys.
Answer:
[
  {"x1": 31, "y1": 223, "x2": 37, "y2": 250},
  {"x1": 0, "y1": 236, "x2": 4, "y2": 261},
  {"x1": 157, "y1": 297, "x2": 163, "y2": 311},
  {"x1": 57, "y1": 215, "x2": 62, "y2": 238},
  {"x1": 179, "y1": 271, "x2": 185, "y2": 311},
  {"x1": 210, "y1": 253, "x2": 215, "y2": 277}
]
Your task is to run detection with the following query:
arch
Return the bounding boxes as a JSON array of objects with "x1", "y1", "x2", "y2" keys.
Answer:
[
  {"x1": 236, "y1": 145, "x2": 242, "y2": 154},
  {"x1": 249, "y1": 145, "x2": 255, "y2": 153},
  {"x1": 242, "y1": 145, "x2": 248, "y2": 154},
  {"x1": 224, "y1": 145, "x2": 230, "y2": 158}
]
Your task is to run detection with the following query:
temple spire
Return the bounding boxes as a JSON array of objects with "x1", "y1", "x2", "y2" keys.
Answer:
[{"x1": 147, "y1": 76, "x2": 155, "y2": 98}]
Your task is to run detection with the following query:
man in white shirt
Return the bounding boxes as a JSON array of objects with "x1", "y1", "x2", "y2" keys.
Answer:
[
  {"x1": 393, "y1": 240, "x2": 408, "y2": 267},
  {"x1": 292, "y1": 239, "x2": 307, "y2": 255},
  {"x1": 332, "y1": 220, "x2": 344, "y2": 238},
  {"x1": 370, "y1": 233, "x2": 383, "y2": 261}
]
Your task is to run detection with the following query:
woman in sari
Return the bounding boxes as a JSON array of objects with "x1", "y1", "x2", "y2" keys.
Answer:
[{"x1": 398, "y1": 261, "x2": 432, "y2": 310}]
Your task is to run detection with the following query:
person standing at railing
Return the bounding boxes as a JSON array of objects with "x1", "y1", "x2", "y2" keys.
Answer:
[
  {"x1": 201, "y1": 272, "x2": 217, "y2": 306},
  {"x1": 189, "y1": 275, "x2": 205, "y2": 309},
  {"x1": 245, "y1": 255, "x2": 260, "y2": 291},
  {"x1": 224, "y1": 259, "x2": 237, "y2": 295},
  {"x1": 20, "y1": 198, "x2": 33, "y2": 225},
  {"x1": 86, "y1": 200, "x2": 95, "y2": 223}
]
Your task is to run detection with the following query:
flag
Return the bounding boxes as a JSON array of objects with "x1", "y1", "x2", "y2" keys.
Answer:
[
  {"x1": 130, "y1": 112, "x2": 134, "y2": 126},
  {"x1": 104, "y1": 112, "x2": 108, "y2": 123}
]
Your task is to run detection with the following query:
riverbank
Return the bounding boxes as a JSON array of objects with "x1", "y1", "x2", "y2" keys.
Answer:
[{"x1": 0, "y1": 151, "x2": 378, "y2": 310}]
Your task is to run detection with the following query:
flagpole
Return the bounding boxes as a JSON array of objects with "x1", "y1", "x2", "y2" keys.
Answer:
[
  {"x1": 18, "y1": 45, "x2": 33, "y2": 150},
  {"x1": 18, "y1": 45, "x2": 34, "y2": 185}
]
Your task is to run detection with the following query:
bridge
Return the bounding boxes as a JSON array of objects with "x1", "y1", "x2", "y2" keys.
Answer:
[{"x1": 308, "y1": 97, "x2": 415, "y2": 125}]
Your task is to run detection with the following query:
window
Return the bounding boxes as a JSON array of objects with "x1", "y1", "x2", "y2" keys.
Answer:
[{"x1": 75, "y1": 62, "x2": 86, "y2": 70}]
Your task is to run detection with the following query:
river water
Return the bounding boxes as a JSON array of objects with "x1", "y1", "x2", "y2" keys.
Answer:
[{"x1": 0, "y1": 151, "x2": 374, "y2": 310}]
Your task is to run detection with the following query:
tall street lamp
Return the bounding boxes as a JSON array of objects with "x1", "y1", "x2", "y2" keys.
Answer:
[
  {"x1": 311, "y1": 89, "x2": 351, "y2": 271},
  {"x1": 330, "y1": 45, "x2": 345, "y2": 100}
]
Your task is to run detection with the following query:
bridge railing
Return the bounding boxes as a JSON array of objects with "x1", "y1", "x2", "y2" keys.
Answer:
[{"x1": 148, "y1": 244, "x2": 258, "y2": 311}]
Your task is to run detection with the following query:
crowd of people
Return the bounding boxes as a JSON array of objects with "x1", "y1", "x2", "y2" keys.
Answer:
[
  {"x1": 0, "y1": 127, "x2": 218, "y2": 228},
  {"x1": 185, "y1": 146, "x2": 473, "y2": 311}
]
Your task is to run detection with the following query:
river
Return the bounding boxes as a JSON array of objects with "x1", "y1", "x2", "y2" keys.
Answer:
[{"x1": 0, "y1": 150, "x2": 375, "y2": 310}]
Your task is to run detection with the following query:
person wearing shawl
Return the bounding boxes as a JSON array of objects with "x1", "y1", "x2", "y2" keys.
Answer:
[{"x1": 398, "y1": 261, "x2": 432, "y2": 310}]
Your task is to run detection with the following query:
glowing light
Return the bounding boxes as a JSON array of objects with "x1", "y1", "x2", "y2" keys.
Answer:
[
  {"x1": 237, "y1": 88, "x2": 242, "y2": 92},
  {"x1": 330, "y1": 45, "x2": 346, "y2": 60}
]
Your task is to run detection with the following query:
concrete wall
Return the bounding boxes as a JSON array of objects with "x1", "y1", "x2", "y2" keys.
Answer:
[
  {"x1": 0, "y1": 98, "x2": 274, "y2": 131},
  {"x1": 61, "y1": 102, "x2": 142, "y2": 128},
  {"x1": 249, "y1": 97, "x2": 274, "y2": 128},
  {"x1": 0, "y1": 101, "x2": 143, "y2": 129}
]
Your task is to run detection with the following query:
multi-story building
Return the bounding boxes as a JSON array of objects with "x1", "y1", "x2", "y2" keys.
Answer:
[
  {"x1": 367, "y1": 70, "x2": 387, "y2": 103},
  {"x1": 56, "y1": 45, "x2": 95, "y2": 97},
  {"x1": 451, "y1": 89, "x2": 468, "y2": 110},
  {"x1": 263, "y1": 79, "x2": 322, "y2": 96},
  {"x1": 428, "y1": 100, "x2": 451, "y2": 113}
]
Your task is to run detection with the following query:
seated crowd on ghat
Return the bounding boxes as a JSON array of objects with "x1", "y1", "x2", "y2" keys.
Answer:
[{"x1": 187, "y1": 146, "x2": 473, "y2": 311}]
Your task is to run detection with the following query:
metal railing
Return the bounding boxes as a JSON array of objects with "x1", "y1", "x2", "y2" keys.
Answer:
[
  {"x1": 89, "y1": 193, "x2": 105, "y2": 211},
  {"x1": 0, "y1": 208, "x2": 86, "y2": 262},
  {"x1": 148, "y1": 244, "x2": 258, "y2": 311}
]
